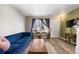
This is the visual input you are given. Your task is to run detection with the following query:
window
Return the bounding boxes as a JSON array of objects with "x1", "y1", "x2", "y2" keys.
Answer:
[{"x1": 32, "y1": 19, "x2": 49, "y2": 33}]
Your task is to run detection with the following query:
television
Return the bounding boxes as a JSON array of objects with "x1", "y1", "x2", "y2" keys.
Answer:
[{"x1": 66, "y1": 19, "x2": 77, "y2": 27}]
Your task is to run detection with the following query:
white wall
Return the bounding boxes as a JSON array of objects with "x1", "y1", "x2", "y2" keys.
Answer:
[
  {"x1": 50, "y1": 16, "x2": 60, "y2": 38},
  {"x1": 0, "y1": 5, "x2": 26, "y2": 36}
]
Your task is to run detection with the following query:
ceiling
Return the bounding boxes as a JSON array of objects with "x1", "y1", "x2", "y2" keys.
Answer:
[{"x1": 13, "y1": 4, "x2": 79, "y2": 17}]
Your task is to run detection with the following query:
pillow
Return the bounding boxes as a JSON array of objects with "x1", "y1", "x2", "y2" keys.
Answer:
[{"x1": 0, "y1": 36, "x2": 10, "y2": 52}]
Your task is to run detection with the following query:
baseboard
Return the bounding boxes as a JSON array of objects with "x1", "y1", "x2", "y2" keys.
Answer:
[
  {"x1": 50, "y1": 36, "x2": 66, "y2": 40},
  {"x1": 50, "y1": 37, "x2": 59, "y2": 39},
  {"x1": 59, "y1": 36, "x2": 66, "y2": 40},
  {"x1": 59, "y1": 36, "x2": 76, "y2": 45}
]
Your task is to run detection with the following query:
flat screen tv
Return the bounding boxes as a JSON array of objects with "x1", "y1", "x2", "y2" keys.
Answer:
[{"x1": 66, "y1": 19, "x2": 76, "y2": 27}]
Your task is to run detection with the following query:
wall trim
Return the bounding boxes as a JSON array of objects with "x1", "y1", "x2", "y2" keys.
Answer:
[
  {"x1": 59, "y1": 36, "x2": 66, "y2": 40},
  {"x1": 50, "y1": 37, "x2": 66, "y2": 40}
]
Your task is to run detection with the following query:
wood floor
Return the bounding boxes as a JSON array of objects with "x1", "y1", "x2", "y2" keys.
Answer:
[
  {"x1": 23, "y1": 38, "x2": 75, "y2": 54},
  {"x1": 46, "y1": 39, "x2": 75, "y2": 54},
  {"x1": 28, "y1": 39, "x2": 48, "y2": 54}
]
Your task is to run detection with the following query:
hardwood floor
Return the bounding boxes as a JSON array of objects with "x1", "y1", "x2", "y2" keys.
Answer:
[
  {"x1": 28, "y1": 39, "x2": 48, "y2": 54},
  {"x1": 46, "y1": 39, "x2": 75, "y2": 54},
  {"x1": 23, "y1": 38, "x2": 75, "y2": 54}
]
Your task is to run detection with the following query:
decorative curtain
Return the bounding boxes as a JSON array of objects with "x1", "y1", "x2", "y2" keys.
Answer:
[
  {"x1": 41, "y1": 18, "x2": 50, "y2": 38},
  {"x1": 41, "y1": 19, "x2": 47, "y2": 27},
  {"x1": 41, "y1": 18, "x2": 49, "y2": 27},
  {"x1": 32, "y1": 19, "x2": 35, "y2": 28},
  {"x1": 45, "y1": 18, "x2": 49, "y2": 27},
  {"x1": 32, "y1": 18, "x2": 50, "y2": 38},
  {"x1": 41, "y1": 18, "x2": 49, "y2": 31},
  {"x1": 45, "y1": 18, "x2": 50, "y2": 38},
  {"x1": 31, "y1": 19, "x2": 35, "y2": 33}
]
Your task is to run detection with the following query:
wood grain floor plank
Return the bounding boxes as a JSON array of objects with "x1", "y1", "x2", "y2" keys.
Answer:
[
  {"x1": 23, "y1": 38, "x2": 75, "y2": 54},
  {"x1": 49, "y1": 38, "x2": 75, "y2": 54}
]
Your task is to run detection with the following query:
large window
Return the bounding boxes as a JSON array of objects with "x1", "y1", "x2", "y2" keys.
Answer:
[
  {"x1": 32, "y1": 19, "x2": 49, "y2": 33},
  {"x1": 33, "y1": 19, "x2": 41, "y2": 32}
]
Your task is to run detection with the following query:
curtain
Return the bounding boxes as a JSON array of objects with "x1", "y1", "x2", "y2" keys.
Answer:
[
  {"x1": 31, "y1": 18, "x2": 35, "y2": 36},
  {"x1": 41, "y1": 18, "x2": 50, "y2": 38},
  {"x1": 41, "y1": 18, "x2": 49, "y2": 27},
  {"x1": 41, "y1": 19, "x2": 47, "y2": 27},
  {"x1": 32, "y1": 19, "x2": 41, "y2": 33},
  {"x1": 32, "y1": 19, "x2": 35, "y2": 28},
  {"x1": 32, "y1": 18, "x2": 50, "y2": 38},
  {"x1": 45, "y1": 18, "x2": 50, "y2": 38},
  {"x1": 45, "y1": 18, "x2": 49, "y2": 27}
]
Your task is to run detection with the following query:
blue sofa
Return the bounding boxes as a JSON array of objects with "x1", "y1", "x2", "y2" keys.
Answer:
[{"x1": 0, "y1": 32, "x2": 32, "y2": 54}]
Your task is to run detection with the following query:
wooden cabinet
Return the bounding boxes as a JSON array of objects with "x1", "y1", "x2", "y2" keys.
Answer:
[{"x1": 65, "y1": 33, "x2": 76, "y2": 45}]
